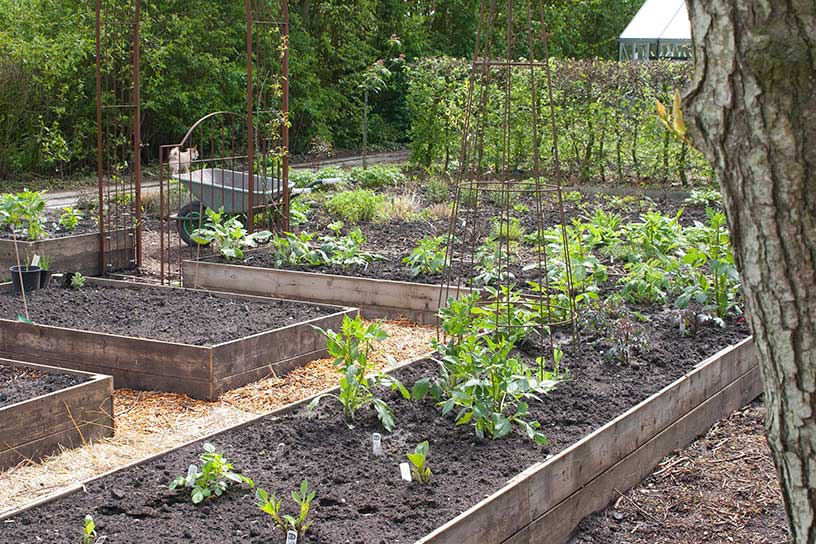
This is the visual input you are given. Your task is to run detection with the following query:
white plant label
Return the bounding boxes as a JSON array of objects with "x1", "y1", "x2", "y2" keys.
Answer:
[
  {"x1": 276, "y1": 443, "x2": 285, "y2": 457},
  {"x1": 372, "y1": 433, "x2": 383, "y2": 456},
  {"x1": 286, "y1": 530, "x2": 298, "y2": 544},
  {"x1": 400, "y1": 462, "x2": 412, "y2": 482},
  {"x1": 30, "y1": 254, "x2": 40, "y2": 267}
]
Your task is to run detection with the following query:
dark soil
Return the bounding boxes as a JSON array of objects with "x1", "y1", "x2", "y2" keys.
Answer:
[
  {"x1": 220, "y1": 188, "x2": 715, "y2": 284},
  {"x1": 1, "y1": 315, "x2": 749, "y2": 543},
  {"x1": 570, "y1": 401, "x2": 788, "y2": 544},
  {"x1": 0, "y1": 285, "x2": 338, "y2": 346},
  {"x1": 0, "y1": 364, "x2": 87, "y2": 408}
]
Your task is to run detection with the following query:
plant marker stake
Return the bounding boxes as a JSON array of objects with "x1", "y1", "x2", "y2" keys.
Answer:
[
  {"x1": 372, "y1": 433, "x2": 382, "y2": 456},
  {"x1": 286, "y1": 530, "x2": 298, "y2": 544},
  {"x1": 276, "y1": 443, "x2": 285, "y2": 458},
  {"x1": 400, "y1": 462, "x2": 412, "y2": 482}
]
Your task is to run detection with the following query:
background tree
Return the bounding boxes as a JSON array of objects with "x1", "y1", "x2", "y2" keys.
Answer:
[{"x1": 683, "y1": 1, "x2": 815, "y2": 541}]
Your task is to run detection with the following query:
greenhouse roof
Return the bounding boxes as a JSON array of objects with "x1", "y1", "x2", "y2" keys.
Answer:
[{"x1": 620, "y1": 0, "x2": 691, "y2": 42}]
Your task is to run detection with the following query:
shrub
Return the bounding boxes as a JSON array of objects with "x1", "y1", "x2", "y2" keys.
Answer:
[
  {"x1": 346, "y1": 165, "x2": 405, "y2": 189},
  {"x1": 325, "y1": 189, "x2": 385, "y2": 223},
  {"x1": 425, "y1": 177, "x2": 450, "y2": 204}
]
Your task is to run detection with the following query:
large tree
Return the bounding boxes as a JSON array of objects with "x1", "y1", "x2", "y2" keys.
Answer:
[{"x1": 683, "y1": 1, "x2": 815, "y2": 541}]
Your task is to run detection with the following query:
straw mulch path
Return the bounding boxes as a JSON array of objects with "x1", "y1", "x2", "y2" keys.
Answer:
[{"x1": 0, "y1": 320, "x2": 433, "y2": 514}]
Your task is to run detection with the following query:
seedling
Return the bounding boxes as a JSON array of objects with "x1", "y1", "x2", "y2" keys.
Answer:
[
  {"x1": 82, "y1": 515, "x2": 97, "y2": 544},
  {"x1": 406, "y1": 441, "x2": 431, "y2": 483},
  {"x1": 70, "y1": 273, "x2": 87, "y2": 289},
  {"x1": 191, "y1": 207, "x2": 272, "y2": 259},
  {"x1": 309, "y1": 315, "x2": 409, "y2": 431},
  {"x1": 59, "y1": 206, "x2": 83, "y2": 232},
  {"x1": 257, "y1": 480, "x2": 316, "y2": 538},
  {"x1": 403, "y1": 236, "x2": 448, "y2": 277},
  {"x1": 169, "y1": 443, "x2": 254, "y2": 504}
]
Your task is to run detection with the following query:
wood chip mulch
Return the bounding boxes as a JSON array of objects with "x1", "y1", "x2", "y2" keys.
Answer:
[{"x1": 571, "y1": 401, "x2": 791, "y2": 544}]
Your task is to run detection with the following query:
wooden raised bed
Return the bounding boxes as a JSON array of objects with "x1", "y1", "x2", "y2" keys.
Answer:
[
  {"x1": 0, "y1": 337, "x2": 760, "y2": 543},
  {"x1": 182, "y1": 258, "x2": 470, "y2": 325},
  {"x1": 0, "y1": 359, "x2": 113, "y2": 471},
  {"x1": 0, "y1": 228, "x2": 134, "y2": 279},
  {"x1": 0, "y1": 278, "x2": 356, "y2": 400}
]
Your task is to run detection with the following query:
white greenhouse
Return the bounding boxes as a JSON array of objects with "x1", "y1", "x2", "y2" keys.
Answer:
[{"x1": 619, "y1": 0, "x2": 692, "y2": 61}]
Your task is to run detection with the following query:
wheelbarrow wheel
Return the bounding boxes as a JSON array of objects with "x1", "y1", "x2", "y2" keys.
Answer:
[{"x1": 177, "y1": 201, "x2": 207, "y2": 246}]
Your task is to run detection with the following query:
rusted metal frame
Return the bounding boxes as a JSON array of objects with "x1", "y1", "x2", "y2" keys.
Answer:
[{"x1": 246, "y1": 0, "x2": 255, "y2": 232}]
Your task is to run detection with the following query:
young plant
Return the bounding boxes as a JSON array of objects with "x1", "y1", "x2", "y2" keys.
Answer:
[
  {"x1": 0, "y1": 190, "x2": 47, "y2": 241},
  {"x1": 605, "y1": 317, "x2": 648, "y2": 365},
  {"x1": 403, "y1": 236, "x2": 448, "y2": 277},
  {"x1": 308, "y1": 315, "x2": 409, "y2": 431},
  {"x1": 406, "y1": 441, "x2": 431, "y2": 483},
  {"x1": 319, "y1": 223, "x2": 385, "y2": 269},
  {"x1": 191, "y1": 207, "x2": 272, "y2": 259},
  {"x1": 70, "y1": 272, "x2": 87, "y2": 289},
  {"x1": 427, "y1": 334, "x2": 553, "y2": 444},
  {"x1": 256, "y1": 480, "x2": 316, "y2": 538},
  {"x1": 82, "y1": 515, "x2": 97, "y2": 544},
  {"x1": 325, "y1": 189, "x2": 384, "y2": 223},
  {"x1": 489, "y1": 216, "x2": 524, "y2": 242},
  {"x1": 59, "y1": 206, "x2": 83, "y2": 232},
  {"x1": 169, "y1": 443, "x2": 254, "y2": 504}
]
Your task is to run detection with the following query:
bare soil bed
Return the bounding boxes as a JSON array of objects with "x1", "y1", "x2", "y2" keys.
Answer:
[
  {"x1": 0, "y1": 364, "x2": 87, "y2": 408},
  {"x1": 1, "y1": 315, "x2": 748, "y2": 543},
  {"x1": 570, "y1": 401, "x2": 788, "y2": 544},
  {"x1": 0, "y1": 285, "x2": 337, "y2": 346}
]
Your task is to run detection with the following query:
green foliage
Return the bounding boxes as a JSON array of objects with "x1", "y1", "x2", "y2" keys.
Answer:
[
  {"x1": 425, "y1": 177, "x2": 450, "y2": 204},
  {"x1": 406, "y1": 441, "x2": 431, "y2": 483},
  {"x1": 684, "y1": 188, "x2": 722, "y2": 207},
  {"x1": 309, "y1": 315, "x2": 409, "y2": 431},
  {"x1": 489, "y1": 216, "x2": 524, "y2": 242},
  {"x1": 345, "y1": 165, "x2": 405, "y2": 189},
  {"x1": 605, "y1": 317, "x2": 649, "y2": 364},
  {"x1": 256, "y1": 480, "x2": 316, "y2": 538},
  {"x1": 169, "y1": 443, "x2": 254, "y2": 504},
  {"x1": 403, "y1": 236, "x2": 448, "y2": 277},
  {"x1": 407, "y1": 59, "x2": 709, "y2": 186},
  {"x1": 424, "y1": 334, "x2": 553, "y2": 444},
  {"x1": 58, "y1": 206, "x2": 83, "y2": 232},
  {"x1": 290, "y1": 198, "x2": 311, "y2": 227},
  {"x1": 325, "y1": 190, "x2": 385, "y2": 223},
  {"x1": 0, "y1": 190, "x2": 47, "y2": 240},
  {"x1": 191, "y1": 207, "x2": 272, "y2": 259},
  {"x1": 82, "y1": 515, "x2": 97, "y2": 544},
  {"x1": 268, "y1": 223, "x2": 383, "y2": 270},
  {"x1": 70, "y1": 273, "x2": 87, "y2": 289}
]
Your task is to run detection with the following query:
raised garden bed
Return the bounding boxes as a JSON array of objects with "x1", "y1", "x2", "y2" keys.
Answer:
[
  {"x1": 0, "y1": 359, "x2": 113, "y2": 471},
  {"x1": 0, "y1": 228, "x2": 134, "y2": 280},
  {"x1": 0, "y1": 278, "x2": 356, "y2": 400},
  {"x1": 183, "y1": 258, "x2": 469, "y2": 324},
  {"x1": 0, "y1": 319, "x2": 759, "y2": 543}
]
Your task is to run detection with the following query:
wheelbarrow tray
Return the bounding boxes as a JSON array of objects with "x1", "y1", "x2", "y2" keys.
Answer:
[{"x1": 175, "y1": 168, "x2": 289, "y2": 214}]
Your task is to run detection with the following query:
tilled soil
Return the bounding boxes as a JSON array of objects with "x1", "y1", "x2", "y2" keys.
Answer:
[
  {"x1": 0, "y1": 364, "x2": 86, "y2": 408},
  {"x1": 570, "y1": 401, "x2": 788, "y2": 544},
  {"x1": 1, "y1": 315, "x2": 748, "y2": 543},
  {"x1": 0, "y1": 285, "x2": 338, "y2": 346}
]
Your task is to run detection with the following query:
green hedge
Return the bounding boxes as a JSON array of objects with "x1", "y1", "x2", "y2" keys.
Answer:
[{"x1": 406, "y1": 57, "x2": 710, "y2": 186}]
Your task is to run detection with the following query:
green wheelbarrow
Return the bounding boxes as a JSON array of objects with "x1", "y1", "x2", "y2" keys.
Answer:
[{"x1": 173, "y1": 168, "x2": 294, "y2": 245}]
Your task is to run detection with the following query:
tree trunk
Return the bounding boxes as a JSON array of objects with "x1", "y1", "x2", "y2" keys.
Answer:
[{"x1": 684, "y1": 2, "x2": 815, "y2": 541}]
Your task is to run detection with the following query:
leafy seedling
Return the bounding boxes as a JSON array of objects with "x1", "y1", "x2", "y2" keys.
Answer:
[
  {"x1": 257, "y1": 480, "x2": 316, "y2": 537},
  {"x1": 406, "y1": 441, "x2": 431, "y2": 483},
  {"x1": 82, "y1": 515, "x2": 97, "y2": 544},
  {"x1": 169, "y1": 443, "x2": 254, "y2": 504},
  {"x1": 70, "y1": 272, "x2": 87, "y2": 289}
]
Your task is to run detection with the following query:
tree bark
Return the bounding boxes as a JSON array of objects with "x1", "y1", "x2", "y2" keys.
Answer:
[{"x1": 684, "y1": 1, "x2": 816, "y2": 541}]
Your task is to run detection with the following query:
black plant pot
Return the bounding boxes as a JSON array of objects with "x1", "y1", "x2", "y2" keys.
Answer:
[
  {"x1": 40, "y1": 270, "x2": 53, "y2": 289},
  {"x1": 10, "y1": 265, "x2": 41, "y2": 294}
]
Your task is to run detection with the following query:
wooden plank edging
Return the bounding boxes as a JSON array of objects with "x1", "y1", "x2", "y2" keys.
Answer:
[
  {"x1": 181, "y1": 258, "x2": 470, "y2": 325},
  {"x1": 0, "y1": 359, "x2": 114, "y2": 472},
  {"x1": 415, "y1": 337, "x2": 759, "y2": 544}
]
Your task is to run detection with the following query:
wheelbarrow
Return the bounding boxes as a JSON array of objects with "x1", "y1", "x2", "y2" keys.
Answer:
[{"x1": 172, "y1": 168, "x2": 294, "y2": 245}]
